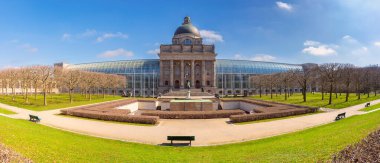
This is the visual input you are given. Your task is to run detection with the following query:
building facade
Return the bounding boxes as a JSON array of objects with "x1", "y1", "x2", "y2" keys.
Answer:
[
  {"x1": 159, "y1": 17, "x2": 216, "y2": 93},
  {"x1": 63, "y1": 17, "x2": 303, "y2": 97}
]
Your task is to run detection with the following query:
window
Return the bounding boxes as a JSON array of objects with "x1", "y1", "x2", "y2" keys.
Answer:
[
  {"x1": 207, "y1": 80, "x2": 210, "y2": 86},
  {"x1": 165, "y1": 81, "x2": 169, "y2": 86},
  {"x1": 183, "y1": 39, "x2": 192, "y2": 45}
]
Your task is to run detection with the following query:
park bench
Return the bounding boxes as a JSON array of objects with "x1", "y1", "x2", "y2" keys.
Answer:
[
  {"x1": 167, "y1": 136, "x2": 195, "y2": 146},
  {"x1": 365, "y1": 102, "x2": 371, "y2": 107},
  {"x1": 29, "y1": 114, "x2": 41, "y2": 122},
  {"x1": 335, "y1": 112, "x2": 346, "y2": 121}
]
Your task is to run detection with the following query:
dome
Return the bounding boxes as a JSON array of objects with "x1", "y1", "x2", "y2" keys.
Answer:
[{"x1": 174, "y1": 16, "x2": 201, "y2": 37}]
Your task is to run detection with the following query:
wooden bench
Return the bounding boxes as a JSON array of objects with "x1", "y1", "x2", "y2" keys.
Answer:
[
  {"x1": 29, "y1": 114, "x2": 41, "y2": 122},
  {"x1": 365, "y1": 102, "x2": 371, "y2": 107},
  {"x1": 167, "y1": 136, "x2": 195, "y2": 146},
  {"x1": 335, "y1": 112, "x2": 346, "y2": 121}
]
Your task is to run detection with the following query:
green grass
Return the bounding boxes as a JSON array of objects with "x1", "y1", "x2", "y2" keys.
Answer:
[
  {"x1": 235, "y1": 111, "x2": 323, "y2": 125},
  {"x1": 360, "y1": 103, "x2": 380, "y2": 112},
  {"x1": 57, "y1": 114, "x2": 154, "y2": 126},
  {"x1": 0, "y1": 94, "x2": 124, "y2": 111},
  {"x1": 250, "y1": 93, "x2": 380, "y2": 109},
  {"x1": 1, "y1": 110, "x2": 380, "y2": 162},
  {"x1": 0, "y1": 108, "x2": 16, "y2": 115}
]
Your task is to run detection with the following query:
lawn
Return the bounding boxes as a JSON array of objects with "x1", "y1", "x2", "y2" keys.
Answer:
[
  {"x1": 250, "y1": 93, "x2": 380, "y2": 109},
  {"x1": 0, "y1": 94, "x2": 124, "y2": 111},
  {"x1": 1, "y1": 110, "x2": 380, "y2": 162},
  {"x1": 360, "y1": 103, "x2": 380, "y2": 112},
  {"x1": 0, "y1": 108, "x2": 16, "y2": 115}
]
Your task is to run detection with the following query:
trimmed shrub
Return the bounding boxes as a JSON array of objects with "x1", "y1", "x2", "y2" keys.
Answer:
[
  {"x1": 141, "y1": 110, "x2": 245, "y2": 119},
  {"x1": 230, "y1": 107, "x2": 318, "y2": 123},
  {"x1": 61, "y1": 109, "x2": 158, "y2": 124}
]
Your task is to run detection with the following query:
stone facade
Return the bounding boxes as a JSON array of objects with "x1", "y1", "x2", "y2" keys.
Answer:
[{"x1": 158, "y1": 17, "x2": 217, "y2": 94}]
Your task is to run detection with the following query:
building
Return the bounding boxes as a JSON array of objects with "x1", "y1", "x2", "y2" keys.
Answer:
[{"x1": 64, "y1": 17, "x2": 302, "y2": 97}]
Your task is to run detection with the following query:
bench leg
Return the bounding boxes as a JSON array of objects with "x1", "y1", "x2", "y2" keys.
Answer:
[{"x1": 171, "y1": 140, "x2": 173, "y2": 146}]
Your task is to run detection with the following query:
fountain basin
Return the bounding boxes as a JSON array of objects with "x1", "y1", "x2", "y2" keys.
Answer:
[{"x1": 170, "y1": 99, "x2": 213, "y2": 111}]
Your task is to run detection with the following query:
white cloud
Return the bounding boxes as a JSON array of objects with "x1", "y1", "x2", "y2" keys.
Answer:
[
  {"x1": 61, "y1": 33, "x2": 71, "y2": 41},
  {"x1": 373, "y1": 41, "x2": 380, "y2": 47},
  {"x1": 96, "y1": 32, "x2": 128, "y2": 42},
  {"x1": 80, "y1": 29, "x2": 97, "y2": 37},
  {"x1": 276, "y1": 1, "x2": 293, "y2": 11},
  {"x1": 234, "y1": 53, "x2": 276, "y2": 62},
  {"x1": 302, "y1": 40, "x2": 337, "y2": 56},
  {"x1": 303, "y1": 40, "x2": 320, "y2": 46},
  {"x1": 302, "y1": 46, "x2": 336, "y2": 56},
  {"x1": 21, "y1": 44, "x2": 38, "y2": 53},
  {"x1": 251, "y1": 54, "x2": 276, "y2": 61},
  {"x1": 200, "y1": 30, "x2": 223, "y2": 43},
  {"x1": 147, "y1": 48, "x2": 160, "y2": 55},
  {"x1": 98, "y1": 48, "x2": 134, "y2": 58}
]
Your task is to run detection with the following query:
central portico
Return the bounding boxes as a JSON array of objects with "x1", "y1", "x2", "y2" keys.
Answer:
[{"x1": 159, "y1": 16, "x2": 217, "y2": 94}]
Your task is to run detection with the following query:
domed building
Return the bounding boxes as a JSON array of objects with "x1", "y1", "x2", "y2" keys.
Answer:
[{"x1": 62, "y1": 17, "x2": 302, "y2": 97}]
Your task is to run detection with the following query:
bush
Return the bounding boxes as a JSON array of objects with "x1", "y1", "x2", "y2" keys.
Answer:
[
  {"x1": 61, "y1": 109, "x2": 158, "y2": 124},
  {"x1": 332, "y1": 128, "x2": 380, "y2": 162},
  {"x1": 141, "y1": 110, "x2": 245, "y2": 119},
  {"x1": 230, "y1": 107, "x2": 318, "y2": 123}
]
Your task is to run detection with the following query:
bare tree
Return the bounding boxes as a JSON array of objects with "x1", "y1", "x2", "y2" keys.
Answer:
[
  {"x1": 5, "y1": 68, "x2": 19, "y2": 101},
  {"x1": 61, "y1": 69, "x2": 81, "y2": 103},
  {"x1": 20, "y1": 67, "x2": 33, "y2": 103},
  {"x1": 338, "y1": 64, "x2": 355, "y2": 102},
  {"x1": 319, "y1": 63, "x2": 339, "y2": 105},
  {"x1": 39, "y1": 66, "x2": 54, "y2": 106}
]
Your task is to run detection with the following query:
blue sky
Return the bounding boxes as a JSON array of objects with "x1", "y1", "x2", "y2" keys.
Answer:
[{"x1": 1, "y1": 0, "x2": 380, "y2": 68}]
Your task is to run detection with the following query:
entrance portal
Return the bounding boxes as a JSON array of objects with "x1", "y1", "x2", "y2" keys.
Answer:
[
  {"x1": 174, "y1": 80, "x2": 180, "y2": 89},
  {"x1": 195, "y1": 80, "x2": 201, "y2": 88}
]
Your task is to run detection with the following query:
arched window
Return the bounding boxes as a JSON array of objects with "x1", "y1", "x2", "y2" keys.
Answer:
[{"x1": 183, "y1": 39, "x2": 192, "y2": 45}]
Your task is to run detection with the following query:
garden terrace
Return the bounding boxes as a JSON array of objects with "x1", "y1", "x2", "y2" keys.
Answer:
[{"x1": 140, "y1": 110, "x2": 245, "y2": 119}]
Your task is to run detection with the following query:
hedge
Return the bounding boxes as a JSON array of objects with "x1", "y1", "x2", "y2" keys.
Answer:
[
  {"x1": 229, "y1": 107, "x2": 318, "y2": 123},
  {"x1": 61, "y1": 109, "x2": 159, "y2": 124},
  {"x1": 141, "y1": 110, "x2": 245, "y2": 119}
]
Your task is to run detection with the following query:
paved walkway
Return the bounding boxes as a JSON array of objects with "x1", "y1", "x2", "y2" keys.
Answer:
[{"x1": 1, "y1": 99, "x2": 380, "y2": 146}]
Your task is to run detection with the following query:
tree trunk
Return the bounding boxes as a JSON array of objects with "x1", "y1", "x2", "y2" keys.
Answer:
[
  {"x1": 270, "y1": 85, "x2": 273, "y2": 99},
  {"x1": 43, "y1": 86, "x2": 47, "y2": 106},
  {"x1": 34, "y1": 87, "x2": 37, "y2": 100},
  {"x1": 12, "y1": 87, "x2": 15, "y2": 101},
  {"x1": 25, "y1": 88, "x2": 29, "y2": 103},
  {"x1": 329, "y1": 83, "x2": 333, "y2": 105},
  {"x1": 103, "y1": 88, "x2": 105, "y2": 99},
  {"x1": 69, "y1": 89, "x2": 73, "y2": 103}
]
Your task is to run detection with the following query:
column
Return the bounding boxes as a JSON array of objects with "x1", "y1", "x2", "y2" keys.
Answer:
[
  {"x1": 170, "y1": 60, "x2": 173, "y2": 88},
  {"x1": 202, "y1": 60, "x2": 206, "y2": 87},
  {"x1": 191, "y1": 60, "x2": 195, "y2": 88},
  {"x1": 180, "y1": 60, "x2": 184, "y2": 88},
  {"x1": 213, "y1": 61, "x2": 216, "y2": 87},
  {"x1": 159, "y1": 60, "x2": 163, "y2": 86}
]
